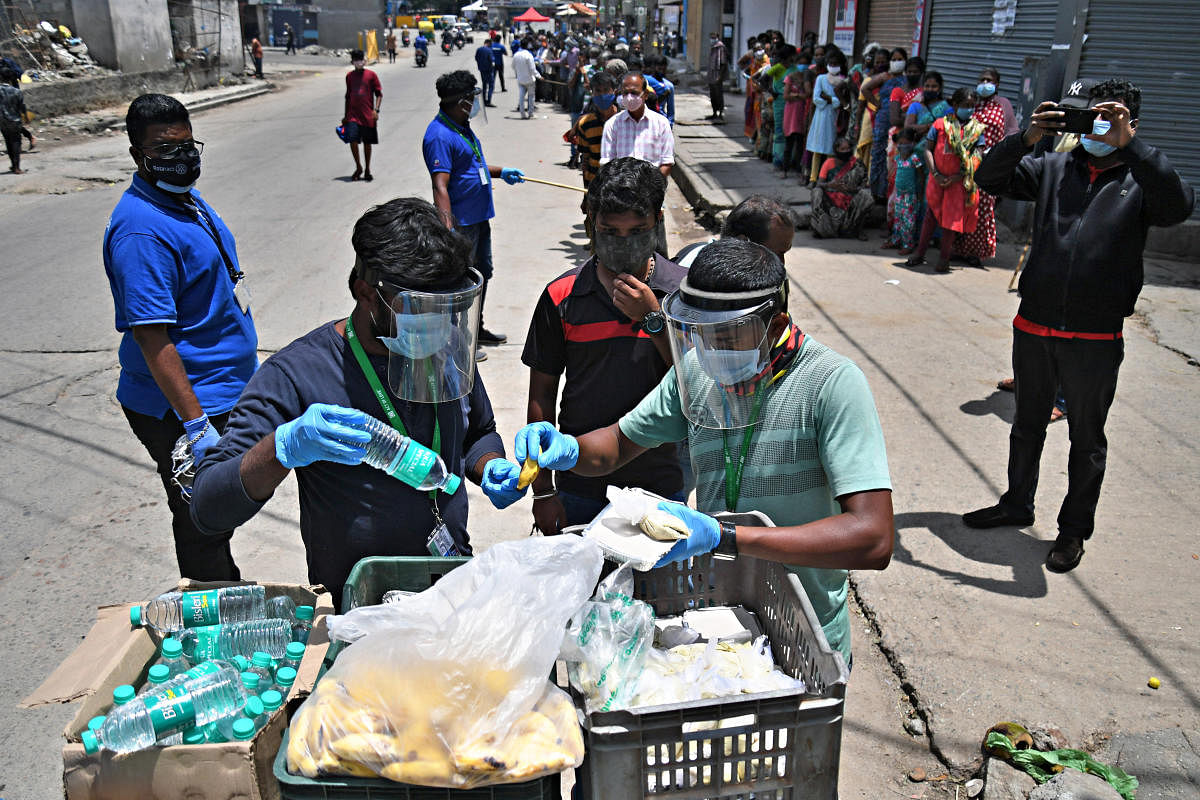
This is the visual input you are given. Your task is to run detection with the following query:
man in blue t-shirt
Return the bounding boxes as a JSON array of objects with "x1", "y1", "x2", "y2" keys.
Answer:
[
  {"x1": 474, "y1": 41, "x2": 496, "y2": 106},
  {"x1": 489, "y1": 35, "x2": 508, "y2": 93},
  {"x1": 102, "y1": 94, "x2": 258, "y2": 580},
  {"x1": 422, "y1": 70, "x2": 526, "y2": 362}
]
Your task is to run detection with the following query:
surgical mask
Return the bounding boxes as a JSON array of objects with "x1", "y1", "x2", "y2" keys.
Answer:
[
  {"x1": 826, "y1": 64, "x2": 841, "y2": 75},
  {"x1": 956, "y1": 107, "x2": 973, "y2": 121},
  {"x1": 593, "y1": 92, "x2": 615, "y2": 108},
  {"x1": 694, "y1": 340, "x2": 763, "y2": 385},
  {"x1": 143, "y1": 151, "x2": 201, "y2": 193},
  {"x1": 923, "y1": 89, "x2": 941, "y2": 102},
  {"x1": 976, "y1": 81, "x2": 996, "y2": 97},
  {"x1": 754, "y1": 48, "x2": 764, "y2": 57},
  {"x1": 619, "y1": 92, "x2": 644, "y2": 112},
  {"x1": 594, "y1": 228, "x2": 656, "y2": 276},
  {"x1": 378, "y1": 310, "x2": 455, "y2": 360},
  {"x1": 889, "y1": 59, "x2": 905, "y2": 74},
  {"x1": 1081, "y1": 118, "x2": 1117, "y2": 157}
]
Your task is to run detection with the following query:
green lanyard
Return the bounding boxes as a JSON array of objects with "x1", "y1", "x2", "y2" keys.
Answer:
[
  {"x1": 437, "y1": 112, "x2": 484, "y2": 164},
  {"x1": 345, "y1": 315, "x2": 442, "y2": 499},
  {"x1": 720, "y1": 388, "x2": 766, "y2": 512}
]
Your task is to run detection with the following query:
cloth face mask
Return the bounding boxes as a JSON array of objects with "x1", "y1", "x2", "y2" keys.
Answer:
[{"x1": 594, "y1": 228, "x2": 656, "y2": 276}]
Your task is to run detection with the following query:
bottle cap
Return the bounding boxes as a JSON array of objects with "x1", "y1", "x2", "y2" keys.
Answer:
[
  {"x1": 161, "y1": 638, "x2": 183, "y2": 658},
  {"x1": 232, "y1": 655, "x2": 251, "y2": 672},
  {"x1": 240, "y1": 671, "x2": 260, "y2": 689},
  {"x1": 82, "y1": 731, "x2": 100, "y2": 754},
  {"x1": 113, "y1": 684, "x2": 136, "y2": 705},
  {"x1": 260, "y1": 689, "x2": 283, "y2": 711},
  {"x1": 251, "y1": 651, "x2": 273, "y2": 669},
  {"x1": 129, "y1": 606, "x2": 143, "y2": 626},
  {"x1": 183, "y1": 728, "x2": 207, "y2": 744},
  {"x1": 244, "y1": 696, "x2": 265, "y2": 718},
  {"x1": 204, "y1": 722, "x2": 227, "y2": 743},
  {"x1": 232, "y1": 718, "x2": 257, "y2": 741},
  {"x1": 286, "y1": 642, "x2": 306, "y2": 660},
  {"x1": 148, "y1": 664, "x2": 171, "y2": 683},
  {"x1": 87, "y1": 715, "x2": 106, "y2": 733},
  {"x1": 295, "y1": 606, "x2": 315, "y2": 621},
  {"x1": 444, "y1": 473, "x2": 462, "y2": 495},
  {"x1": 275, "y1": 666, "x2": 297, "y2": 687}
]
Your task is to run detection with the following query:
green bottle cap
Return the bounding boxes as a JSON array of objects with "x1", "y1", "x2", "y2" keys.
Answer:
[
  {"x1": 285, "y1": 642, "x2": 306, "y2": 660},
  {"x1": 295, "y1": 605, "x2": 315, "y2": 621},
  {"x1": 182, "y1": 727, "x2": 207, "y2": 744},
  {"x1": 204, "y1": 721, "x2": 227, "y2": 743},
  {"x1": 240, "y1": 671, "x2": 260, "y2": 690},
  {"x1": 444, "y1": 472, "x2": 462, "y2": 494},
  {"x1": 129, "y1": 606, "x2": 142, "y2": 626},
  {"x1": 232, "y1": 718, "x2": 256, "y2": 741},
  {"x1": 112, "y1": 685, "x2": 136, "y2": 705},
  {"x1": 232, "y1": 655, "x2": 250, "y2": 672},
  {"x1": 251, "y1": 651, "x2": 272, "y2": 669},
  {"x1": 260, "y1": 689, "x2": 283, "y2": 711},
  {"x1": 161, "y1": 638, "x2": 183, "y2": 659},
  {"x1": 243, "y1": 696, "x2": 265, "y2": 718},
  {"x1": 82, "y1": 731, "x2": 100, "y2": 754},
  {"x1": 87, "y1": 715, "x2": 106, "y2": 733},
  {"x1": 274, "y1": 666, "x2": 297, "y2": 687},
  {"x1": 147, "y1": 664, "x2": 171, "y2": 684}
]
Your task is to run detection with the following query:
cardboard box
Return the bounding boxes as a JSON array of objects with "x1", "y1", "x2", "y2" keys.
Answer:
[{"x1": 22, "y1": 580, "x2": 334, "y2": 800}]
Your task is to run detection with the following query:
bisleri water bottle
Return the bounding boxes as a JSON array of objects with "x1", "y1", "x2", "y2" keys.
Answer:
[
  {"x1": 360, "y1": 417, "x2": 462, "y2": 494},
  {"x1": 130, "y1": 585, "x2": 266, "y2": 633}
]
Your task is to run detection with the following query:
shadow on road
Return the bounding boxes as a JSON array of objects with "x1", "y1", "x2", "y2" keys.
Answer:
[
  {"x1": 892, "y1": 511, "x2": 1048, "y2": 597},
  {"x1": 959, "y1": 390, "x2": 1014, "y2": 424}
]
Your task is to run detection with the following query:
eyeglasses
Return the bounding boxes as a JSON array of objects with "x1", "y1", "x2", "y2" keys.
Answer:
[{"x1": 143, "y1": 140, "x2": 204, "y2": 158}]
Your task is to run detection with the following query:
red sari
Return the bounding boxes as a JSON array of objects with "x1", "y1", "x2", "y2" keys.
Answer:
[
  {"x1": 925, "y1": 117, "x2": 979, "y2": 234},
  {"x1": 954, "y1": 97, "x2": 1010, "y2": 258}
]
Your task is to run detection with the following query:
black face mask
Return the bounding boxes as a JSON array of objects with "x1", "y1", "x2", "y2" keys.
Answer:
[
  {"x1": 923, "y1": 89, "x2": 941, "y2": 103},
  {"x1": 594, "y1": 228, "x2": 656, "y2": 276},
  {"x1": 142, "y1": 150, "x2": 201, "y2": 193},
  {"x1": 814, "y1": 56, "x2": 827, "y2": 69},
  {"x1": 906, "y1": 73, "x2": 921, "y2": 87},
  {"x1": 834, "y1": 150, "x2": 852, "y2": 161}
]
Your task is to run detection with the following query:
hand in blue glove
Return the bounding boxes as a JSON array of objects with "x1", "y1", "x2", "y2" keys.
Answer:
[
  {"x1": 500, "y1": 167, "x2": 525, "y2": 185},
  {"x1": 480, "y1": 458, "x2": 526, "y2": 509},
  {"x1": 275, "y1": 403, "x2": 372, "y2": 469},
  {"x1": 653, "y1": 501, "x2": 721, "y2": 568},
  {"x1": 513, "y1": 421, "x2": 579, "y2": 471},
  {"x1": 183, "y1": 414, "x2": 221, "y2": 463}
]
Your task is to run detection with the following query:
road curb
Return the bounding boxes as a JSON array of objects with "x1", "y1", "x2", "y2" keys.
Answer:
[{"x1": 185, "y1": 83, "x2": 274, "y2": 114}]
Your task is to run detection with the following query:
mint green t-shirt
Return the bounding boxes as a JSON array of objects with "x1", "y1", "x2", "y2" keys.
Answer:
[{"x1": 618, "y1": 336, "x2": 892, "y2": 663}]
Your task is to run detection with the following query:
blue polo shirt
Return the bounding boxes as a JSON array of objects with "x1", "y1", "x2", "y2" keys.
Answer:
[
  {"x1": 103, "y1": 174, "x2": 258, "y2": 418},
  {"x1": 422, "y1": 113, "x2": 494, "y2": 227}
]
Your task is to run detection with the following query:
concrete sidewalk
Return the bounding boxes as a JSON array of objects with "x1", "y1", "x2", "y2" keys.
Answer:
[{"x1": 668, "y1": 86, "x2": 1200, "y2": 796}]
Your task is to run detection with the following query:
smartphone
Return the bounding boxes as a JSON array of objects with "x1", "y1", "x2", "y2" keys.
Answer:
[{"x1": 1054, "y1": 105, "x2": 1099, "y2": 135}]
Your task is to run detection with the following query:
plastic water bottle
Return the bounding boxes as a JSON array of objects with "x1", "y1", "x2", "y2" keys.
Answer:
[
  {"x1": 155, "y1": 638, "x2": 187, "y2": 678},
  {"x1": 182, "y1": 727, "x2": 207, "y2": 745},
  {"x1": 112, "y1": 685, "x2": 136, "y2": 707},
  {"x1": 258, "y1": 690, "x2": 283, "y2": 730},
  {"x1": 82, "y1": 665, "x2": 246, "y2": 754},
  {"x1": 87, "y1": 716, "x2": 106, "y2": 735},
  {"x1": 249, "y1": 651, "x2": 274, "y2": 684},
  {"x1": 293, "y1": 605, "x2": 314, "y2": 644},
  {"x1": 271, "y1": 666, "x2": 297, "y2": 699},
  {"x1": 137, "y1": 665, "x2": 172, "y2": 697},
  {"x1": 231, "y1": 717, "x2": 257, "y2": 741},
  {"x1": 130, "y1": 585, "x2": 267, "y2": 633},
  {"x1": 360, "y1": 417, "x2": 462, "y2": 494},
  {"x1": 240, "y1": 671, "x2": 261, "y2": 697},
  {"x1": 279, "y1": 641, "x2": 305, "y2": 673},
  {"x1": 177, "y1": 618, "x2": 292, "y2": 663},
  {"x1": 216, "y1": 695, "x2": 264, "y2": 741},
  {"x1": 267, "y1": 594, "x2": 297, "y2": 622},
  {"x1": 231, "y1": 654, "x2": 250, "y2": 673}
]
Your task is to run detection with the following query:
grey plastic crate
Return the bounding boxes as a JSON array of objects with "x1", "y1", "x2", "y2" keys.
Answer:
[{"x1": 572, "y1": 512, "x2": 850, "y2": 800}]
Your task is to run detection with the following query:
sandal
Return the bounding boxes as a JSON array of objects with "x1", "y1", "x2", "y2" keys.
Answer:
[
  {"x1": 997, "y1": 378, "x2": 1015, "y2": 392},
  {"x1": 904, "y1": 255, "x2": 926, "y2": 267},
  {"x1": 935, "y1": 260, "x2": 951, "y2": 273},
  {"x1": 363, "y1": 171, "x2": 374, "y2": 182},
  {"x1": 1050, "y1": 406, "x2": 1066, "y2": 423},
  {"x1": 350, "y1": 168, "x2": 362, "y2": 181}
]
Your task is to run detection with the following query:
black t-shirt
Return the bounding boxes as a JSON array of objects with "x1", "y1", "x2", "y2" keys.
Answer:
[
  {"x1": 521, "y1": 255, "x2": 687, "y2": 500},
  {"x1": 191, "y1": 320, "x2": 504, "y2": 608}
]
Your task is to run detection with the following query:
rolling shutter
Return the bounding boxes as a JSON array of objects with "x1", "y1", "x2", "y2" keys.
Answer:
[{"x1": 864, "y1": 0, "x2": 919, "y2": 56}]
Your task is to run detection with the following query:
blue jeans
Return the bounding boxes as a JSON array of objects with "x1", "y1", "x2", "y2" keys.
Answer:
[
  {"x1": 559, "y1": 488, "x2": 688, "y2": 528},
  {"x1": 458, "y1": 220, "x2": 493, "y2": 281},
  {"x1": 479, "y1": 69, "x2": 495, "y2": 104}
]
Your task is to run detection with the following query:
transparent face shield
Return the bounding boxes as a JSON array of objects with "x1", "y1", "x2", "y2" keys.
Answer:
[
  {"x1": 663, "y1": 277, "x2": 787, "y2": 430},
  {"x1": 369, "y1": 267, "x2": 484, "y2": 403}
]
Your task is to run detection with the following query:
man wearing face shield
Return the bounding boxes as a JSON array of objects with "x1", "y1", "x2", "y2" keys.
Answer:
[
  {"x1": 521, "y1": 158, "x2": 687, "y2": 534},
  {"x1": 511, "y1": 239, "x2": 894, "y2": 664},
  {"x1": 103, "y1": 94, "x2": 258, "y2": 581},
  {"x1": 423, "y1": 70, "x2": 525, "y2": 362},
  {"x1": 191, "y1": 198, "x2": 518, "y2": 610}
]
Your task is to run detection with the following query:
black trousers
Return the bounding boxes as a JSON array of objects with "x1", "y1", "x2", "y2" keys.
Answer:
[
  {"x1": 999, "y1": 329, "x2": 1124, "y2": 539},
  {"x1": 709, "y1": 80, "x2": 724, "y2": 114},
  {"x1": 496, "y1": 65, "x2": 506, "y2": 91},
  {"x1": 3, "y1": 128, "x2": 20, "y2": 170},
  {"x1": 123, "y1": 407, "x2": 241, "y2": 580}
]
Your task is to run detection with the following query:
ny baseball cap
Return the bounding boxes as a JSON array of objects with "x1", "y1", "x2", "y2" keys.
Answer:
[{"x1": 1059, "y1": 78, "x2": 1098, "y2": 108}]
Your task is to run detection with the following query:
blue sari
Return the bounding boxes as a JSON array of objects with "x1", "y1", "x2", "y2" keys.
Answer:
[{"x1": 870, "y1": 76, "x2": 905, "y2": 197}]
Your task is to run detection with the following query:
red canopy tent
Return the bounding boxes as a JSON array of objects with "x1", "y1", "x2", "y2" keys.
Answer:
[{"x1": 512, "y1": 7, "x2": 550, "y2": 22}]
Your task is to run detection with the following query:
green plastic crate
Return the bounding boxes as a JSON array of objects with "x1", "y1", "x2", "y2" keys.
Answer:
[{"x1": 340, "y1": 556, "x2": 471, "y2": 613}]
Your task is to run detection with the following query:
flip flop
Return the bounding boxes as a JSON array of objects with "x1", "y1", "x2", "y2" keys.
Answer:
[
  {"x1": 363, "y1": 172, "x2": 374, "y2": 182},
  {"x1": 350, "y1": 168, "x2": 362, "y2": 181}
]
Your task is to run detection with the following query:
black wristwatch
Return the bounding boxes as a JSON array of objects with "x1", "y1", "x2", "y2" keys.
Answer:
[
  {"x1": 641, "y1": 309, "x2": 666, "y2": 334},
  {"x1": 715, "y1": 520, "x2": 738, "y2": 559}
]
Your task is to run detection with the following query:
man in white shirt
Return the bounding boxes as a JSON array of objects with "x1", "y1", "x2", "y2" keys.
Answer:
[
  {"x1": 600, "y1": 71, "x2": 674, "y2": 178},
  {"x1": 512, "y1": 38, "x2": 538, "y2": 119}
]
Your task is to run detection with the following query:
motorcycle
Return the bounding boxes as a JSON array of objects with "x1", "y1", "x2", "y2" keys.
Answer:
[
  {"x1": 453, "y1": 32, "x2": 464, "y2": 49},
  {"x1": 415, "y1": 47, "x2": 427, "y2": 67},
  {"x1": 401, "y1": 30, "x2": 410, "y2": 47},
  {"x1": 441, "y1": 39, "x2": 453, "y2": 55}
]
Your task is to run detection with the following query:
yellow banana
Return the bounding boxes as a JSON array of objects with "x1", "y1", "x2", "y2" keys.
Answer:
[
  {"x1": 516, "y1": 455, "x2": 540, "y2": 490},
  {"x1": 381, "y1": 757, "x2": 459, "y2": 786},
  {"x1": 330, "y1": 733, "x2": 405, "y2": 767}
]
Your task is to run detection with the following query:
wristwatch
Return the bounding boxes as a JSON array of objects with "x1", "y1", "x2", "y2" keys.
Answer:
[
  {"x1": 715, "y1": 520, "x2": 738, "y2": 559},
  {"x1": 641, "y1": 309, "x2": 666, "y2": 335}
]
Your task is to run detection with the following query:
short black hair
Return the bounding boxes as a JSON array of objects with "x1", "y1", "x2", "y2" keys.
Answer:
[
  {"x1": 436, "y1": 69, "x2": 476, "y2": 100},
  {"x1": 980, "y1": 65, "x2": 1001, "y2": 83},
  {"x1": 775, "y1": 44, "x2": 797, "y2": 62},
  {"x1": 906, "y1": 56, "x2": 925, "y2": 72},
  {"x1": 351, "y1": 197, "x2": 473, "y2": 292},
  {"x1": 589, "y1": 70, "x2": 617, "y2": 93},
  {"x1": 890, "y1": 47, "x2": 908, "y2": 60},
  {"x1": 949, "y1": 86, "x2": 978, "y2": 107},
  {"x1": 922, "y1": 69, "x2": 943, "y2": 88},
  {"x1": 825, "y1": 46, "x2": 847, "y2": 68},
  {"x1": 349, "y1": 49, "x2": 364, "y2": 60},
  {"x1": 1090, "y1": 78, "x2": 1141, "y2": 120},
  {"x1": 0, "y1": 66, "x2": 18, "y2": 86},
  {"x1": 894, "y1": 126, "x2": 919, "y2": 144},
  {"x1": 126, "y1": 94, "x2": 190, "y2": 148},
  {"x1": 688, "y1": 238, "x2": 786, "y2": 294},
  {"x1": 722, "y1": 195, "x2": 794, "y2": 246},
  {"x1": 587, "y1": 157, "x2": 665, "y2": 220}
]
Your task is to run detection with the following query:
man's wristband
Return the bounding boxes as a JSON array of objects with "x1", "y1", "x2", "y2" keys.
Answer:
[
  {"x1": 715, "y1": 520, "x2": 738, "y2": 558},
  {"x1": 532, "y1": 489, "x2": 558, "y2": 501}
]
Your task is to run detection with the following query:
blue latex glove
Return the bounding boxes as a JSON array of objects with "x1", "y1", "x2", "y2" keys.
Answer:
[
  {"x1": 481, "y1": 458, "x2": 526, "y2": 509},
  {"x1": 653, "y1": 501, "x2": 721, "y2": 567},
  {"x1": 275, "y1": 403, "x2": 372, "y2": 469},
  {"x1": 183, "y1": 414, "x2": 221, "y2": 463},
  {"x1": 513, "y1": 422, "x2": 579, "y2": 471},
  {"x1": 500, "y1": 167, "x2": 525, "y2": 185}
]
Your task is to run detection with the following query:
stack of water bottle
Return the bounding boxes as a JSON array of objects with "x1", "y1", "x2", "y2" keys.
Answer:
[{"x1": 81, "y1": 585, "x2": 316, "y2": 754}]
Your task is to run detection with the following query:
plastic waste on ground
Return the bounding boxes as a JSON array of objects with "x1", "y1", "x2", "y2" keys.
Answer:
[
  {"x1": 177, "y1": 618, "x2": 292, "y2": 663},
  {"x1": 360, "y1": 417, "x2": 462, "y2": 494},
  {"x1": 131, "y1": 585, "x2": 266, "y2": 633},
  {"x1": 984, "y1": 731, "x2": 1138, "y2": 800}
]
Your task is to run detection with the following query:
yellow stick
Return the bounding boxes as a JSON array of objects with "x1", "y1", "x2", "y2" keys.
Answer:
[
  {"x1": 523, "y1": 176, "x2": 587, "y2": 193},
  {"x1": 1008, "y1": 239, "x2": 1031, "y2": 291}
]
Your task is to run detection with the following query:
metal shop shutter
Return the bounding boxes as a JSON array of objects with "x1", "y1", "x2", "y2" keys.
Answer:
[
  {"x1": 1078, "y1": 0, "x2": 1200, "y2": 217},
  {"x1": 923, "y1": 0, "x2": 1057, "y2": 101},
  {"x1": 864, "y1": 0, "x2": 919, "y2": 55}
]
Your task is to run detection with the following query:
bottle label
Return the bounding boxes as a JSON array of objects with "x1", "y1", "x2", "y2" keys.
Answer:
[
  {"x1": 148, "y1": 687, "x2": 196, "y2": 735},
  {"x1": 386, "y1": 441, "x2": 437, "y2": 488},
  {"x1": 180, "y1": 590, "x2": 221, "y2": 627},
  {"x1": 189, "y1": 626, "x2": 225, "y2": 662}
]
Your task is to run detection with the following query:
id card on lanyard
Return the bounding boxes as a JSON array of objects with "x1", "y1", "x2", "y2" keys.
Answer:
[
  {"x1": 438, "y1": 112, "x2": 489, "y2": 185},
  {"x1": 345, "y1": 315, "x2": 462, "y2": 557}
]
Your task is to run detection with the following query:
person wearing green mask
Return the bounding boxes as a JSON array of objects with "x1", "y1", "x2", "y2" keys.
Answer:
[{"x1": 963, "y1": 79, "x2": 1193, "y2": 573}]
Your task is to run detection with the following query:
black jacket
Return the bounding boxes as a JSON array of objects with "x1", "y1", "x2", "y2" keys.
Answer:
[{"x1": 976, "y1": 133, "x2": 1194, "y2": 333}]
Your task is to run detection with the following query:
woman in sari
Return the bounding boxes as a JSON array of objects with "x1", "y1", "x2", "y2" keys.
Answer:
[
  {"x1": 767, "y1": 44, "x2": 799, "y2": 168},
  {"x1": 903, "y1": 71, "x2": 952, "y2": 153},
  {"x1": 866, "y1": 47, "x2": 908, "y2": 199},
  {"x1": 854, "y1": 48, "x2": 889, "y2": 168},
  {"x1": 953, "y1": 65, "x2": 1018, "y2": 266}
]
